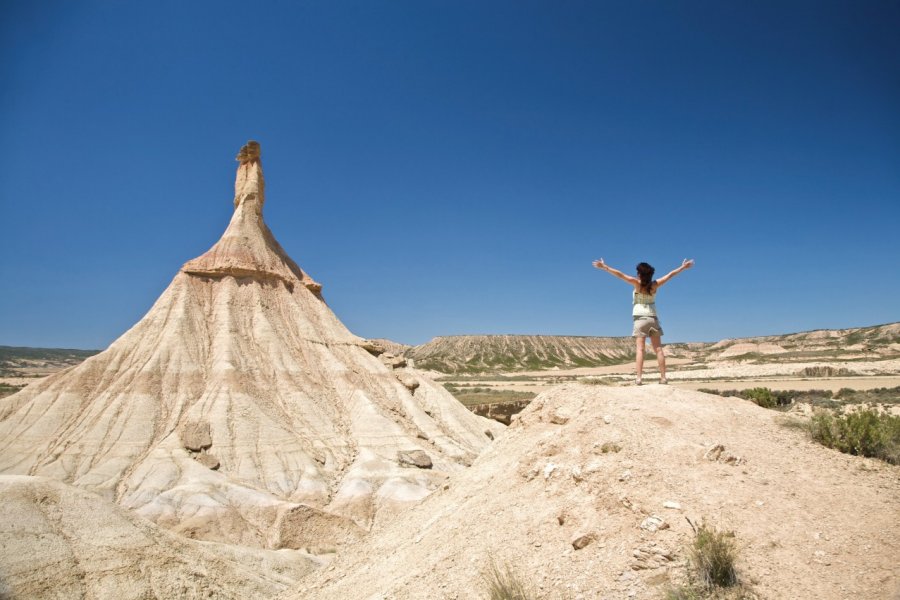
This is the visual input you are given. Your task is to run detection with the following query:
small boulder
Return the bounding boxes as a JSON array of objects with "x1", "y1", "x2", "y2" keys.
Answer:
[
  {"x1": 704, "y1": 444, "x2": 725, "y2": 461},
  {"x1": 550, "y1": 408, "x2": 571, "y2": 425},
  {"x1": 631, "y1": 545, "x2": 674, "y2": 570},
  {"x1": 572, "y1": 531, "x2": 597, "y2": 550},
  {"x1": 181, "y1": 422, "x2": 212, "y2": 452},
  {"x1": 640, "y1": 516, "x2": 668, "y2": 532},
  {"x1": 397, "y1": 373, "x2": 419, "y2": 392},
  {"x1": 381, "y1": 354, "x2": 407, "y2": 369},
  {"x1": 704, "y1": 443, "x2": 744, "y2": 466},
  {"x1": 195, "y1": 451, "x2": 220, "y2": 470},
  {"x1": 398, "y1": 450, "x2": 432, "y2": 469},
  {"x1": 360, "y1": 339, "x2": 385, "y2": 356}
]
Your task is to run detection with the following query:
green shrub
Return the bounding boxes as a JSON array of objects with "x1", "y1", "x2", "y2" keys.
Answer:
[
  {"x1": 699, "y1": 387, "x2": 793, "y2": 409},
  {"x1": 483, "y1": 559, "x2": 535, "y2": 600},
  {"x1": 744, "y1": 388, "x2": 777, "y2": 409},
  {"x1": 808, "y1": 408, "x2": 900, "y2": 465},
  {"x1": 0, "y1": 382, "x2": 25, "y2": 398}
]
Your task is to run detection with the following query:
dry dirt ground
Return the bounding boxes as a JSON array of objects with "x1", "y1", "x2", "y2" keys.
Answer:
[
  {"x1": 438, "y1": 358, "x2": 900, "y2": 397},
  {"x1": 288, "y1": 384, "x2": 900, "y2": 600}
]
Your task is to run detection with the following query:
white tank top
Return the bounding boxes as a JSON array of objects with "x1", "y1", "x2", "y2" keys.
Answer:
[{"x1": 632, "y1": 290, "x2": 657, "y2": 317}]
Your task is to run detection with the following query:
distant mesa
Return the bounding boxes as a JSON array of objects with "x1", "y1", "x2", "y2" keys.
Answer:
[{"x1": 0, "y1": 141, "x2": 502, "y2": 550}]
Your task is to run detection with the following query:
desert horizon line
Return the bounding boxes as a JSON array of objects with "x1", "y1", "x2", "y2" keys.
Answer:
[{"x1": 4, "y1": 319, "x2": 897, "y2": 353}]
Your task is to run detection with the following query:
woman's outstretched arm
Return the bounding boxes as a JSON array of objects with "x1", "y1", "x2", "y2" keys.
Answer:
[
  {"x1": 593, "y1": 258, "x2": 639, "y2": 285},
  {"x1": 655, "y1": 259, "x2": 695, "y2": 288}
]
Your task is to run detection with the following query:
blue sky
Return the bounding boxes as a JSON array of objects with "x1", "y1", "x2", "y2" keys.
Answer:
[{"x1": 1, "y1": 1, "x2": 898, "y2": 348}]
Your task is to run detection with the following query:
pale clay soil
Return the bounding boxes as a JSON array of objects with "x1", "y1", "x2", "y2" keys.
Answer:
[{"x1": 288, "y1": 384, "x2": 900, "y2": 600}]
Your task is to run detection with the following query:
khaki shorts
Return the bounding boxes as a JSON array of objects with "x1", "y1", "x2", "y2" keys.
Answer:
[{"x1": 633, "y1": 316, "x2": 663, "y2": 337}]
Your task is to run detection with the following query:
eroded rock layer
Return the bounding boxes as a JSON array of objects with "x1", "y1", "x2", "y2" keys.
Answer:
[{"x1": 0, "y1": 142, "x2": 502, "y2": 549}]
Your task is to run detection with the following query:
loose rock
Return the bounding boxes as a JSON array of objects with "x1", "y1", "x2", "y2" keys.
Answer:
[
  {"x1": 181, "y1": 422, "x2": 212, "y2": 452},
  {"x1": 397, "y1": 450, "x2": 433, "y2": 469},
  {"x1": 572, "y1": 531, "x2": 597, "y2": 550},
  {"x1": 397, "y1": 373, "x2": 419, "y2": 391},
  {"x1": 640, "y1": 516, "x2": 668, "y2": 532}
]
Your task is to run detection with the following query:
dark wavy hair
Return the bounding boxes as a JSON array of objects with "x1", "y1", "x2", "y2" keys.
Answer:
[{"x1": 636, "y1": 262, "x2": 655, "y2": 293}]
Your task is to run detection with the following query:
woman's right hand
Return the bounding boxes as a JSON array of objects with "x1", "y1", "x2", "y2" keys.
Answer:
[
  {"x1": 682, "y1": 258, "x2": 695, "y2": 269},
  {"x1": 593, "y1": 258, "x2": 607, "y2": 270}
]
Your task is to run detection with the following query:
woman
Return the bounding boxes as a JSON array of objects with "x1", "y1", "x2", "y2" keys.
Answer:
[{"x1": 592, "y1": 258, "x2": 694, "y2": 385}]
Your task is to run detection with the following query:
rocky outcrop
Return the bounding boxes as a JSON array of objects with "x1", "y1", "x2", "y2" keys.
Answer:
[
  {"x1": 0, "y1": 142, "x2": 503, "y2": 550},
  {"x1": 182, "y1": 141, "x2": 322, "y2": 295},
  {"x1": 0, "y1": 475, "x2": 319, "y2": 599}
]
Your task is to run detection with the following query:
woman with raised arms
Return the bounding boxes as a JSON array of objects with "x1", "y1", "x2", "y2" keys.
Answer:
[{"x1": 593, "y1": 258, "x2": 694, "y2": 385}]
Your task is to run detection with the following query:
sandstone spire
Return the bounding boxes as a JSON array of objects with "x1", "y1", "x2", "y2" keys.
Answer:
[
  {"x1": 183, "y1": 140, "x2": 322, "y2": 295},
  {"x1": 0, "y1": 142, "x2": 502, "y2": 549}
]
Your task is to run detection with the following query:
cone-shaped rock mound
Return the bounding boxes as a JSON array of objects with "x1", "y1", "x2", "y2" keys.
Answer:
[{"x1": 0, "y1": 142, "x2": 502, "y2": 549}]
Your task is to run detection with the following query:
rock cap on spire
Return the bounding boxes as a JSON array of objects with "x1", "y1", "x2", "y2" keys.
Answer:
[{"x1": 181, "y1": 141, "x2": 322, "y2": 295}]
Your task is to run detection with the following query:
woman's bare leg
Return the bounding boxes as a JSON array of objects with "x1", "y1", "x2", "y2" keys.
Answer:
[
  {"x1": 650, "y1": 335, "x2": 666, "y2": 382},
  {"x1": 635, "y1": 337, "x2": 645, "y2": 383}
]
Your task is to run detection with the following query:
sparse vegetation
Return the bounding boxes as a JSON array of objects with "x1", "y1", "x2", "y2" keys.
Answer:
[
  {"x1": 691, "y1": 523, "x2": 739, "y2": 588},
  {"x1": 808, "y1": 408, "x2": 900, "y2": 465},
  {"x1": 833, "y1": 387, "x2": 900, "y2": 405},
  {"x1": 699, "y1": 387, "x2": 792, "y2": 409},
  {"x1": 666, "y1": 522, "x2": 749, "y2": 599},
  {"x1": 579, "y1": 377, "x2": 614, "y2": 386},
  {"x1": 775, "y1": 415, "x2": 806, "y2": 430},
  {"x1": 0, "y1": 382, "x2": 25, "y2": 398},
  {"x1": 699, "y1": 386, "x2": 900, "y2": 410},
  {"x1": 665, "y1": 584, "x2": 755, "y2": 600},
  {"x1": 442, "y1": 383, "x2": 536, "y2": 407},
  {"x1": 797, "y1": 366, "x2": 854, "y2": 378},
  {"x1": 743, "y1": 388, "x2": 781, "y2": 409},
  {"x1": 0, "y1": 345, "x2": 98, "y2": 377},
  {"x1": 600, "y1": 442, "x2": 622, "y2": 453},
  {"x1": 482, "y1": 558, "x2": 536, "y2": 600}
]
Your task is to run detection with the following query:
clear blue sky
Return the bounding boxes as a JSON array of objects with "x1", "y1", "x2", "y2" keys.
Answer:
[{"x1": 1, "y1": 1, "x2": 898, "y2": 348}]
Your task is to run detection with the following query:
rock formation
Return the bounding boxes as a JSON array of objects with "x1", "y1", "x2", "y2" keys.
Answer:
[
  {"x1": 0, "y1": 475, "x2": 319, "y2": 599},
  {"x1": 0, "y1": 141, "x2": 502, "y2": 550}
]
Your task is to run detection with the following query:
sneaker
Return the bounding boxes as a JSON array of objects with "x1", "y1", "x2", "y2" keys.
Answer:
[
  {"x1": 659, "y1": 378, "x2": 668, "y2": 385},
  {"x1": 635, "y1": 378, "x2": 643, "y2": 386}
]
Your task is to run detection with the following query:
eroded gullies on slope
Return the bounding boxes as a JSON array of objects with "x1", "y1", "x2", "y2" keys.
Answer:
[{"x1": 0, "y1": 142, "x2": 503, "y2": 561}]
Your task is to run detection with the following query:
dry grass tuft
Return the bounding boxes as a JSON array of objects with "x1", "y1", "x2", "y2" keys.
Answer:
[
  {"x1": 665, "y1": 520, "x2": 757, "y2": 599},
  {"x1": 691, "y1": 523, "x2": 739, "y2": 588},
  {"x1": 482, "y1": 558, "x2": 536, "y2": 600}
]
